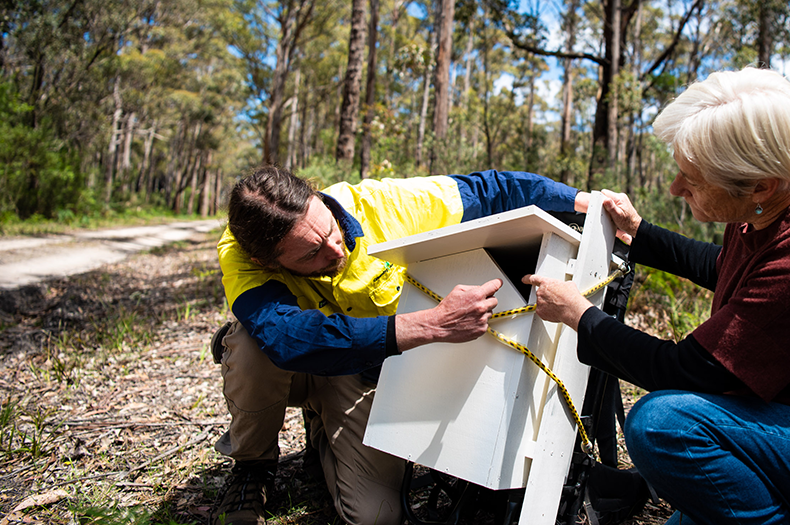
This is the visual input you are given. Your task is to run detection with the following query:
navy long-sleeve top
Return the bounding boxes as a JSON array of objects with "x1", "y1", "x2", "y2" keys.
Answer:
[{"x1": 218, "y1": 170, "x2": 580, "y2": 379}]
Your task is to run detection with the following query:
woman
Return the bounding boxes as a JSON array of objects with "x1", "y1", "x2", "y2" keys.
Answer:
[{"x1": 525, "y1": 67, "x2": 790, "y2": 525}]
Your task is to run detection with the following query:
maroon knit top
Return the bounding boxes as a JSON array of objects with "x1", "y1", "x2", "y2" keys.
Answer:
[{"x1": 693, "y1": 207, "x2": 790, "y2": 403}]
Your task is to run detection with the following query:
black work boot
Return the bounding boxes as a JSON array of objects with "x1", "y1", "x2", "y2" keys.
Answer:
[
  {"x1": 212, "y1": 461, "x2": 276, "y2": 525},
  {"x1": 211, "y1": 321, "x2": 233, "y2": 364},
  {"x1": 301, "y1": 409, "x2": 323, "y2": 482}
]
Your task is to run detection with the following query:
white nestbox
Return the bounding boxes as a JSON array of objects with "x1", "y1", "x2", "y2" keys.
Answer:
[{"x1": 363, "y1": 192, "x2": 616, "y2": 525}]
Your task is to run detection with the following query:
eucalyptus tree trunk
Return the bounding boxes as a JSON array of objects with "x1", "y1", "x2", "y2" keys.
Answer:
[
  {"x1": 360, "y1": 0, "x2": 380, "y2": 179},
  {"x1": 286, "y1": 67, "x2": 301, "y2": 170},
  {"x1": 481, "y1": 10, "x2": 493, "y2": 168},
  {"x1": 264, "y1": 34, "x2": 291, "y2": 165},
  {"x1": 757, "y1": 1, "x2": 776, "y2": 68},
  {"x1": 429, "y1": 0, "x2": 455, "y2": 173},
  {"x1": 213, "y1": 168, "x2": 223, "y2": 216},
  {"x1": 415, "y1": 66, "x2": 431, "y2": 170},
  {"x1": 559, "y1": 0, "x2": 580, "y2": 185},
  {"x1": 336, "y1": 0, "x2": 367, "y2": 164},
  {"x1": 263, "y1": 0, "x2": 315, "y2": 165},
  {"x1": 173, "y1": 121, "x2": 201, "y2": 213},
  {"x1": 624, "y1": 0, "x2": 643, "y2": 195},
  {"x1": 165, "y1": 121, "x2": 183, "y2": 206},
  {"x1": 121, "y1": 112, "x2": 136, "y2": 194},
  {"x1": 432, "y1": 0, "x2": 455, "y2": 142},
  {"x1": 200, "y1": 152, "x2": 212, "y2": 218},
  {"x1": 415, "y1": 26, "x2": 436, "y2": 170},
  {"x1": 587, "y1": 0, "x2": 621, "y2": 191},
  {"x1": 460, "y1": 18, "x2": 474, "y2": 143},
  {"x1": 524, "y1": 72, "x2": 535, "y2": 155},
  {"x1": 105, "y1": 77, "x2": 122, "y2": 206},
  {"x1": 136, "y1": 121, "x2": 157, "y2": 197},
  {"x1": 187, "y1": 152, "x2": 201, "y2": 215},
  {"x1": 302, "y1": 104, "x2": 315, "y2": 167},
  {"x1": 606, "y1": 0, "x2": 621, "y2": 171},
  {"x1": 383, "y1": 0, "x2": 406, "y2": 106}
]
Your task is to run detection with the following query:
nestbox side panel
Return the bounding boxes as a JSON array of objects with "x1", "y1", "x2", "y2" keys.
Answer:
[
  {"x1": 496, "y1": 232, "x2": 577, "y2": 488},
  {"x1": 364, "y1": 248, "x2": 537, "y2": 488},
  {"x1": 518, "y1": 191, "x2": 617, "y2": 525}
]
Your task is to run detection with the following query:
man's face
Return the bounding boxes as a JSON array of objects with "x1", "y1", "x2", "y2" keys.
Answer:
[{"x1": 273, "y1": 196, "x2": 347, "y2": 278}]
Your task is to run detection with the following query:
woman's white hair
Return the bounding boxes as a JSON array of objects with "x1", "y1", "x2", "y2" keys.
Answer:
[{"x1": 653, "y1": 67, "x2": 790, "y2": 196}]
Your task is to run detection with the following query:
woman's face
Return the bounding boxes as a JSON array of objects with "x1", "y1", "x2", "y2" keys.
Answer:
[{"x1": 669, "y1": 151, "x2": 752, "y2": 223}]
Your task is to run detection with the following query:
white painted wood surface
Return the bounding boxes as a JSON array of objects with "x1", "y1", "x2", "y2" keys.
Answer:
[
  {"x1": 368, "y1": 205, "x2": 580, "y2": 267},
  {"x1": 363, "y1": 193, "x2": 616, "y2": 523},
  {"x1": 364, "y1": 246, "x2": 573, "y2": 489},
  {"x1": 518, "y1": 192, "x2": 616, "y2": 524}
]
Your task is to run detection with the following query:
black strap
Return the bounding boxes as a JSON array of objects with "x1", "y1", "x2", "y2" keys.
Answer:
[{"x1": 584, "y1": 485, "x2": 601, "y2": 525}]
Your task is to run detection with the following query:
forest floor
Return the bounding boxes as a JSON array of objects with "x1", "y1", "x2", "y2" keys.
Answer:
[{"x1": 0, "y1": 228, "x2": 674, "y2": 524}]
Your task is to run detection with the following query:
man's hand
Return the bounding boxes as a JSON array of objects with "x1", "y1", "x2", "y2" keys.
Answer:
[
  {"x1": 395, "y1": 279, "x2": 502, "y2": 352},
  {"x1": 601, "y1": 189, "x2": 642, "y2": 245},
  {"x1": 521, "y1": 274, "x2": 593, "y2": 331}
]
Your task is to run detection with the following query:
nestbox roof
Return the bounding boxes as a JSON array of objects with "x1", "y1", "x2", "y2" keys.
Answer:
[{"x1": 368, "y1": 205, "x2": 581, "y2": 266}]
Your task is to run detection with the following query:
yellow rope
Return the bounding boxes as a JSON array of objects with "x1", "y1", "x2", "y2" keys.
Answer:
[{"x1": 404, "y1": 263, "x2": 627, "y2": 455}]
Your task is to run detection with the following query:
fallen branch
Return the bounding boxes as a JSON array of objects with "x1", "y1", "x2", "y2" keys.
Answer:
[
  {"x1": 62, "y1": 419, "x2": 228, "y2": 431},
  {"x1": 48, "y1": 428, "x2": 212, "y2": 488}
]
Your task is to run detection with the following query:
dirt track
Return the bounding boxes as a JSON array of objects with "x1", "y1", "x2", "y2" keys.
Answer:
[{"x1": 0, "y1": 220, "x2": 222, "y2": 289}]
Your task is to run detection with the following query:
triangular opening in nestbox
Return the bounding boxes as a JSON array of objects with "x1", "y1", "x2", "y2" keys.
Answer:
[{"x1": 485, "y1": 240, "x2": 542, "y2": 302}]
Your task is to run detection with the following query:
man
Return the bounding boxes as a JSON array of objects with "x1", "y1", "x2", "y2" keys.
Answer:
[{"x1": 211, "y1": 166, "x2": 588, "y2": 525}]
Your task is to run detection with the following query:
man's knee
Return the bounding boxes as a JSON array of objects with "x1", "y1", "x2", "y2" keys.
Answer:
[
  {"x1": 335, "y1": 484, "x2": 402, "y2": 525},
  {"x1": 216, "y1": 321, "x2": 295, "y2": 461},
  {"x1": 221, "y1": 321, "x2": 294, "y2": 412}
]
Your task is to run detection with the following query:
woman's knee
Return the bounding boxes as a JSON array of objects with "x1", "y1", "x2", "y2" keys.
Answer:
[{"x1": 624, "y1": 390, "x2": 702, "y2": 464}]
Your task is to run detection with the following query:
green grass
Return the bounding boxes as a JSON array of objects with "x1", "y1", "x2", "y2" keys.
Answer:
[
  {"x1": 72, "y1": 505, "x2": 155, "y2": 525},
  {"x1": 0, "y1": 207, "x2": 226, "y2": 237},
  {"x1": 0, "y1": 397, "x2": 58, "y2": 461},
  {"x1": 628, "y1": 266, "x2": 713, "y2": 342}
]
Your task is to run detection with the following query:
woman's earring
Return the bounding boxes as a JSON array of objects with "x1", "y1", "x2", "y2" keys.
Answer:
[{"x1": 756, "y1": 203, "x2": 764, "y2": 215}]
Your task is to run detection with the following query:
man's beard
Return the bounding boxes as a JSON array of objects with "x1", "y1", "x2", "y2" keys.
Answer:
[{"x1": 291, "y1": 254, "x2": 348, "y2": 278}]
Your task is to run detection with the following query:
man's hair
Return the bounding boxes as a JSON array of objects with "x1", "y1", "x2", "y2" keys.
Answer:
[
  {"x1": 653, "y1": 67, "x2": 790, "y2": 196},
  {"x1": 227, "y1": 165, "x2": 319, "y2": 266}
]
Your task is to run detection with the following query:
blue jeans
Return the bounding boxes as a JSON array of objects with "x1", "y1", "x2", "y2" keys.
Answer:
[
  {"x1": 624, "y1": 390, "x2": 790, "y2": 525},
  {"x1": 665, "y1": 511, "x2": 697, "y2": 525}
]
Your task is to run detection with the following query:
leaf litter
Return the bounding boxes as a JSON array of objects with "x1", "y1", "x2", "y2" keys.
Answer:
[{"x1": 0, "y1": 232, "x2": 672, "y2": 524}]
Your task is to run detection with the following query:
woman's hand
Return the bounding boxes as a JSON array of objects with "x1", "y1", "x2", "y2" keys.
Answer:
[
  {"x1": 601, "y1": 189, "x2": 642, "y2": 245},
  {"x1": 574, "y1": 191, "x2": 591, "y2": 213},
  {"x1": 521, "y1": 274, "x2": 593, "y2": 331}
]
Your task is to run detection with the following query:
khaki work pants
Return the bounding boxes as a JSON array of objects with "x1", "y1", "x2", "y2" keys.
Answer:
[{"x1": 214, "y1": 321, "x2": 405, "y2": 525}]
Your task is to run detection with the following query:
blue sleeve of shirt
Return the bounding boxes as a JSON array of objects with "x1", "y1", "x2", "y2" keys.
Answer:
[
  {"x1": 449, "y1": 169, "x2": 579, "y2": 222},
  {"x1": 228, "y1": 170, "x2": 577, "y2": 376},
  {"x1": 232, "y1": 280, "x2": 390, "y2": 376}
]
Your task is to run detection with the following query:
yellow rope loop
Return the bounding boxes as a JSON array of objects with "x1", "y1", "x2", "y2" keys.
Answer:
[
  {"x1": 579, "y1": 263, "x2": 627, "y2": 298},
  {"x1": 405, "y1": 274, "x2": 443, "y2": 303},
  {"x1": 487, "y1": 326, "x2": 593, "y2": 454},
  {"x1": 490, "y1": 304, "x2": 536, "y2": 319},
  {"x1": 402, "y1": 272, "x2": 615, "y2": 454},
  {"x1": 402, "y1": 266, "x2": 627, "y2": 454}
]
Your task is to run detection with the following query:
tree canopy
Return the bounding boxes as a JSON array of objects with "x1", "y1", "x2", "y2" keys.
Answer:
[{"x1": 1, "y1": 0, "x2": 787, "y2": 235}]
